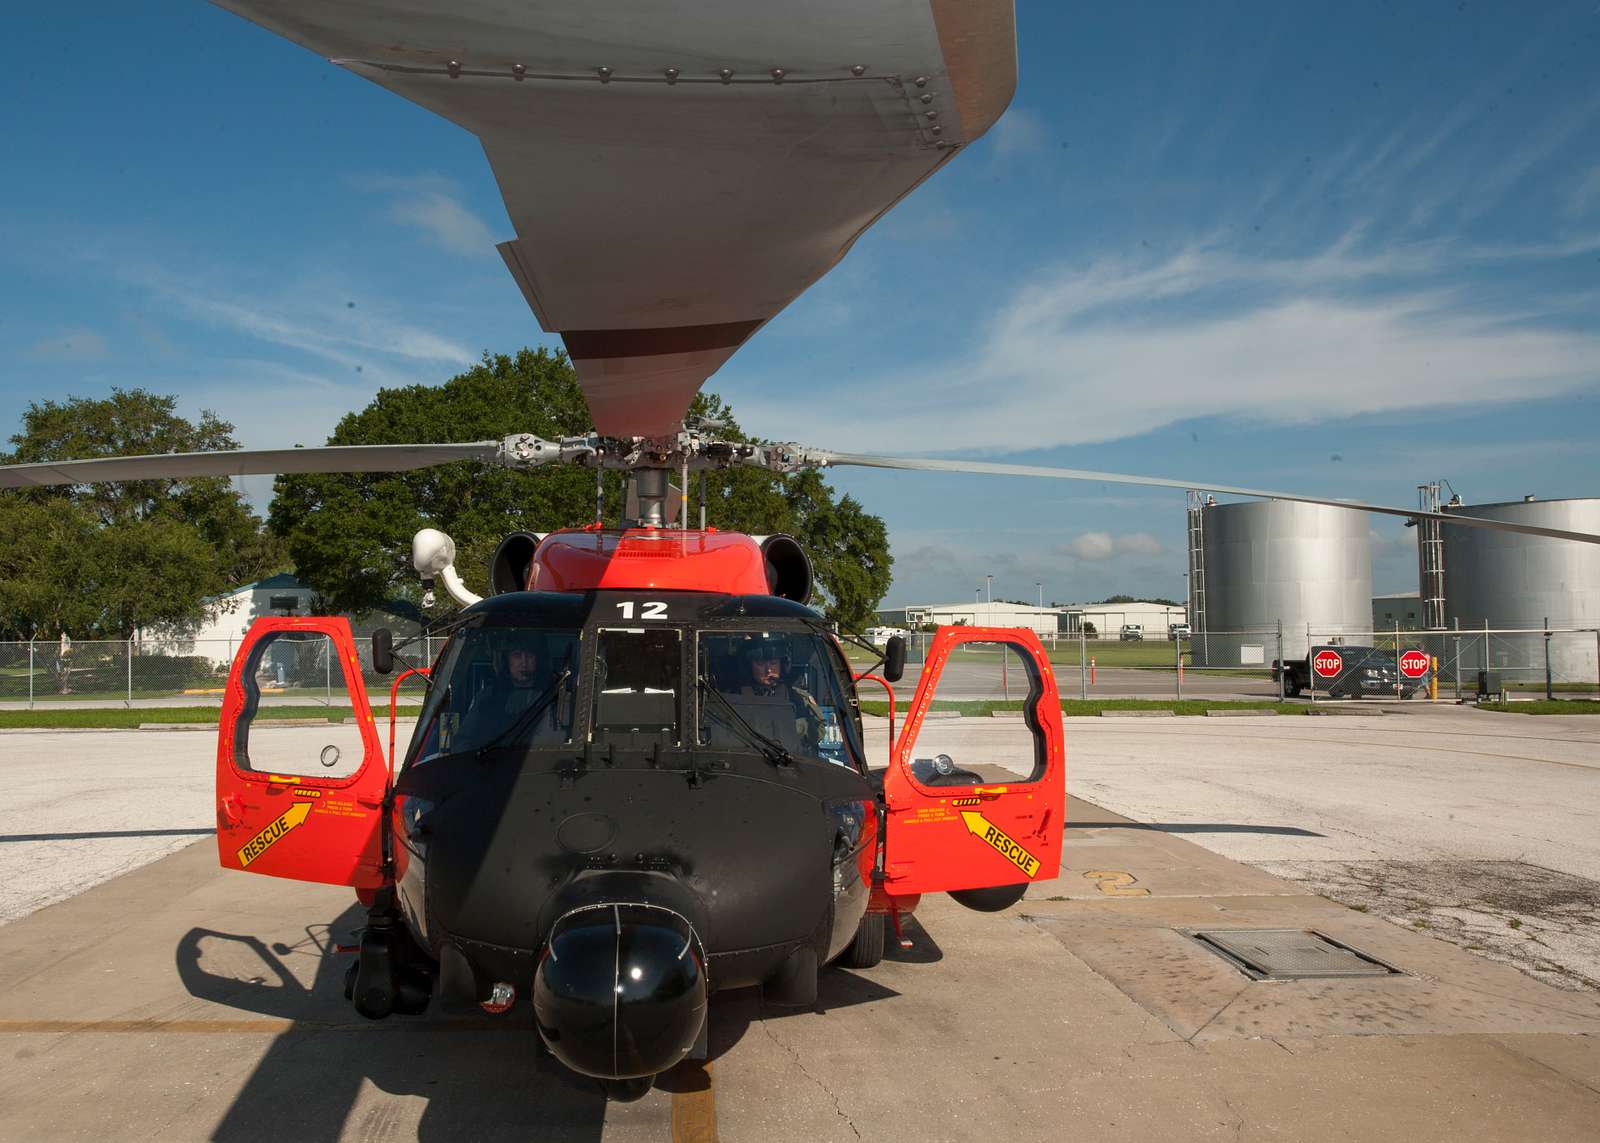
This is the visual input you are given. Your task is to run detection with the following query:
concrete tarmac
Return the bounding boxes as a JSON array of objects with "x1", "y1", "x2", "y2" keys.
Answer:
[{"x1": 2, "y1": 713, "x2": 1598, "y2": 1140}]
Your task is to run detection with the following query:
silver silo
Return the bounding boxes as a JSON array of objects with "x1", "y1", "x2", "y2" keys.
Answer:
[
  {"x1": 1194, "y1": 500, "x2": 1371, "y2": 666},
  {"x1": 1443, "y1": 497, "x2": 1600, "y2": 685}
]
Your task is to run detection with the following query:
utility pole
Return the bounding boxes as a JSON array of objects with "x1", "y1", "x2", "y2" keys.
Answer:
[
  {"x1": 1036, "y1": 581, "x2": 1042, "y2": 609},
  {"x1": 985, "y1": 574, "x2": 993, "y2": 603}
]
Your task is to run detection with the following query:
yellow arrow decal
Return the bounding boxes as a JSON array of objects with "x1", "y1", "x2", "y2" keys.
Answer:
[
  {"x1": 236, "y1": 802, "x2": 313, "y2": 868},
  {"x1": 960, "y1": 811, "x2": 1041, "y2": 879}
]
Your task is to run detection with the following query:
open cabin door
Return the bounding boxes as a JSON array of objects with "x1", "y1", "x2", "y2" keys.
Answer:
[
  {"x1": 881, "y1": 627, "x2": 1065, "y2": 896},
  {"x1": 215, "y1": 616, "x2": 388, "y2": 889}
]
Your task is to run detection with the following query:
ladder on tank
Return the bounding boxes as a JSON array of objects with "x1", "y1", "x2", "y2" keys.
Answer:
[
  {"x1": 1186, "y1": 490, "x2": 1208, "y2": 643},
  {"x1": 1417, "y1": 482, "x2": 1446, "y2": 630}
]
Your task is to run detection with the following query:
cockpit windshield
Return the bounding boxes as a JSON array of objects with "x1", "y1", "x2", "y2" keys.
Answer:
[
  {"x1": 698, "y1": 629, "x2": 860, "y2": 768},
  {"x1": 407, "y1": 626, "x2": 580, "y2": 762}
]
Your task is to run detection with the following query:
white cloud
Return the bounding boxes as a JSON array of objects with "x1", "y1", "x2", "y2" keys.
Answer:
[
  {"x1": 117, "y1": 262, "x2": 475, "y2": 386},
  {"x1": 739, "y1": 238, "x2": 1600, "y2": 455},
  {"x1": 1061, "y1": 531, "x2": 1163, "y2": 562},
  {"x1": 26, "y1": 328, "x2": 107, "y2": 362},
  {"x1": 990, "y1": 108, "x2": 1046, "y2": 159},
  {"x1": 353, "y1": 174, "x2": 496, "y2": 257},
  {"x1": 1570, "y1": 162, "x2": 1600, "y2": 218}
]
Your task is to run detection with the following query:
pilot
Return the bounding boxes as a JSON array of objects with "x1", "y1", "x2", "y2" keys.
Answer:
[
  {"x1": 716, "y1": 636, "x2": 825, "y2": 756},
  {"x1": 458, "y1": 635, "x2": 564, "y2": 746}
]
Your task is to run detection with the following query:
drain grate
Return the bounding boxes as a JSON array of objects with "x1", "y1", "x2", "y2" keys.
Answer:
[{"x1": 1188, "y1": 929, "x2": 1401, "y2": 980}]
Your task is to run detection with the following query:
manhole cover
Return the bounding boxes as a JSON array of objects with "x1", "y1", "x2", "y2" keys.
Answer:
[{"x1": 1188, "y1": 929, "x2": 1401, "y2": 980}]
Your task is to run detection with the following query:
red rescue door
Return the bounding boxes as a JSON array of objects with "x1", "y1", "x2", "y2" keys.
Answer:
[
  {"x1": 215, "y1": 617, "x2": 388, "y2": 888},
  {"x1": 881, "y1": 627, "x2": 1065, "y2": 895}
]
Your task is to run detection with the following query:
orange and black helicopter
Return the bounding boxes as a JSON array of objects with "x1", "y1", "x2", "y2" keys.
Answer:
[{"x1": 5, "y1": 0, "x2": 1600, "y2": 1101}]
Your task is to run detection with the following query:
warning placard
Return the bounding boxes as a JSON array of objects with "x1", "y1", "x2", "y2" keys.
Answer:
[
  {"x1": 960, "y1": 810, "x2": 1041, "y2": 878},
  {"x1": 237, "y1": 802, "x2": 312, "y2": 868}
]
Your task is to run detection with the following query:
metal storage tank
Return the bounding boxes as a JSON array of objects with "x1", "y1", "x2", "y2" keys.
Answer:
[
  {"x1": 1194, "y1": 500, "x2": 1371, "y2": 666},
  {"x1": 1443, "y1": 497, "x2": 1600, "y2": 685}
]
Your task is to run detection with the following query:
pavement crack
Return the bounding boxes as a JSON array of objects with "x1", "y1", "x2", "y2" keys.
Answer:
[{"x1": 758, "y1": 1016, "x2": 861, "y2": 1140}]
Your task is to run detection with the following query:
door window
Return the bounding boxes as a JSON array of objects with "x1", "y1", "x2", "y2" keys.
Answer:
[
  {"x1": 233, "y1": 630, "x2": 364, "y2": 778},
  {"x1": 903, "y1": 641, "x2": 1045, "y2": 789}
]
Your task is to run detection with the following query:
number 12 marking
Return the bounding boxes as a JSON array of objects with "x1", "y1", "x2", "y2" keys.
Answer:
[{"x1": 615, "y1": 601, "x2": 669, "y2": 619}]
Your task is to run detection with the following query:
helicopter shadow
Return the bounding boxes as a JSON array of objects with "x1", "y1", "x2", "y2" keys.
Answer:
[{"x1": 176, "y1": 909, "x2": 607, "y2": 1143}]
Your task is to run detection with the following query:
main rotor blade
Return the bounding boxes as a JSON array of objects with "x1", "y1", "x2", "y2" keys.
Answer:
[
  {"x1": 819, "y1": 452, "x2": 1600, "y2": 547},
  {"x1": 0, "y1": 441, "x2": 504, "y2": 488}
]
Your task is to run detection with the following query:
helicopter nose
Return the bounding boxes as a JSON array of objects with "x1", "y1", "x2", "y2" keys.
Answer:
[{"x1": 534, "y1": 903, "x2": 707, "y2": 1082}]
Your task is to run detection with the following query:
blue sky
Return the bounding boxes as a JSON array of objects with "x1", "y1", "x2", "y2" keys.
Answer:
[{"x1": 4, "y1": 1, "x2": 1598, "y2": 608}]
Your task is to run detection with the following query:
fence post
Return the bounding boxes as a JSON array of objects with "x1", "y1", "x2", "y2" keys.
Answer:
[
  {"x1": 1395, "y1": 620, "x2": 1402, "y2": 699},
  {"x1": 1453, "y1": 618, "x2": 1461, "y2": 703},
  {"x1": 325, "y1": 642, "x2": 333, "y2": 708},
  {"x1": 1544, "y1": 616, "x2": 1553, "y2": 702},
  {"x1": 126, "y1": 639, "x2": 133, "y2": 708},
  {"x1": 1174, "y1": 630, "x2": 1182, "y2": 701},
  {"x1": 1307, "y1": 624, "x2": 1315, "y2": 704},
  {"x1": 1079, "y1": 625, "x2": 1087, "y2": 701},
  {"x1": 1276, "y1": 621, "x2": 1284, "y2": 702},
  {"x1": 28, "y1": 640, "x2": 35, "y2": 710}
]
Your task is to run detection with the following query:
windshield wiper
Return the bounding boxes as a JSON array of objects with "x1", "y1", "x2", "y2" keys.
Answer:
[
  {"x1": 474, "y1": 667, "x2": 573, "y2": 760},
  {"x1": 696, "y1": 676, "x2": 796, "y2": 767}
]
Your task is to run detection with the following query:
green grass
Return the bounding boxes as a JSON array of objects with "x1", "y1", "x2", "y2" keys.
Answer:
[
  {"x1": 0, "y1": 705, "x2": 424, "y2": 730},
  {"x1": 848, "y1": 639, "x2": 1211, "y2": 669},
  {"x1": 1474, "y1": 700, "x2": 1600, "y2": 715},
  {"x1": 858, "y1": 698, "x2": 1304, "y2": 718},
  {"x1": 1505, "y1": 682, "x2": 1600, "y2": 693}
]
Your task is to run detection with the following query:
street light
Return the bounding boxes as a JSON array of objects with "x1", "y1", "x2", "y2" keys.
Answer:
[
  {"x1": 985, "y1": 574, "x2": 993, "y2": 603},
  {"x1": 1036, "y1": 581, "x2": 1042, "y2": 609}
]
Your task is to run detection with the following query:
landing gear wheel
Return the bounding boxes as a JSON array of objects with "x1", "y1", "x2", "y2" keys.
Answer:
[
  {"x1": 842, "y1": 912, "x2": 885, "y2": 969},
  {"x1": 604, "y1": 1076, "x2": 655, "y2": 1102}
]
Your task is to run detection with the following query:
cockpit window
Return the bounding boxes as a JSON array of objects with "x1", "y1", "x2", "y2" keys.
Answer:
[
  {"x1": 697, "y1": 630, "x2": 858, "y2": 768},
  {"x1": 407, "y1": 626, "x2": 580, "y2": 762},
  {"x1": 592, "y1": 628, "x2": 682, "y2": 744}
]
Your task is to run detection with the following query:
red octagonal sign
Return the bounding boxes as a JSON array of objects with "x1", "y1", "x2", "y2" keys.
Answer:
[
  {"x1": 1399, "y1": 649, "x2": 1430, "y2": 679},
  {"x1": 1313, "y1": 649, "x2": 1343, "y2": 678}
]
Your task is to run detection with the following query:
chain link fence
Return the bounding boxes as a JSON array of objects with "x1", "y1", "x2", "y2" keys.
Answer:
[
  {"x1": 0, "y1": 626, "x2": 444, "y2": 710},
  {"x1": 8, "y1": 620, "x2": 1597, "y2": 709},
  {"x1": 879, "y1": 621, "x2": 1600, "y2": 703}
]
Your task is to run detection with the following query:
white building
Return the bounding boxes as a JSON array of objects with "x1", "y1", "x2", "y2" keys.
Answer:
[
  {"x1": 137, "y1": 573, "x2": 420, "y2": 666},
  {"x1": 885, "y1": 601, "x2": 1064, "y2": 638},
  {"x1": 1060, "y1": 601, "x2": 1187, "y2": 638}
]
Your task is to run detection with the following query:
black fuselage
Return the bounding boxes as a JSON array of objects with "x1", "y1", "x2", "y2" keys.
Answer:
[{"x1": 383, "y1": 592, "x2": 877, "y2": 1077}]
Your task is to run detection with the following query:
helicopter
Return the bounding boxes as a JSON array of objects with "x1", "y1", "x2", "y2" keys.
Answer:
[{"x1": 5, "y1": 0, "x2": 1600, "y2": 1104}]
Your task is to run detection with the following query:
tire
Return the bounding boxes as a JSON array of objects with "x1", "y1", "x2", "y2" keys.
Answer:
[
  {"x1": 1283, "y1": 674, "x2": 1301, "y2": 698},
  {"x1": 842, "y1": 912, "x2": 885, "y2": 969}
]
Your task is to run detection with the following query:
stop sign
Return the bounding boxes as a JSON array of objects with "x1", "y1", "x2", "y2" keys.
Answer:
[
  {"x1": 1313, "y1": 649, "x2": 1343, "y2": 677},
  {"x1": 1399, "y1": 649, "x2": 1430, "y2": 679}
]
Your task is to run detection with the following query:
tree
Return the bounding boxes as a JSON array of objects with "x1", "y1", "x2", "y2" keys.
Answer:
[
  {"x1": 0, "y1": 390, "x2": 284, "y2": 639},
  {"x1": 270, "y1": 350, "x2": 894, "y2": 628}
]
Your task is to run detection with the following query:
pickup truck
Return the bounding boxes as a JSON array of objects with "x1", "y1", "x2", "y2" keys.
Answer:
[
  {"x1": 1119, "y1": 624, "x2": 1143, "y2": 642},
  {"x1": 1168, "y1": 623, "x2": 1191, "y2": 640},
  {"x1": 1273, "y1": 645, "x2": 1421, "y2": 699}
]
